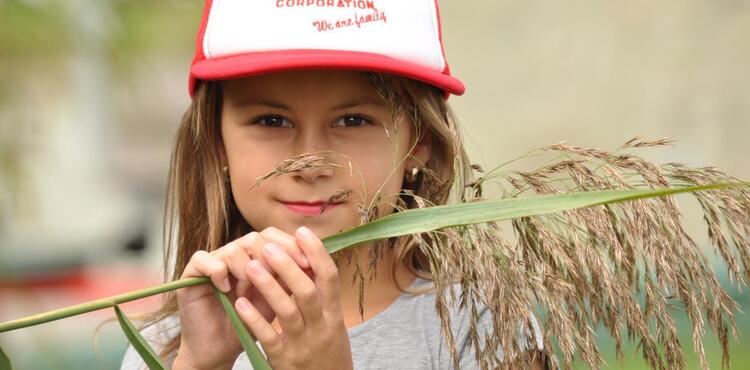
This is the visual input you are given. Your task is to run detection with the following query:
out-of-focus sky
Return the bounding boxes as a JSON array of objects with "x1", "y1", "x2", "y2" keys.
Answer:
[{"x1": 0, "y1": 0, "x2": 748, "y2": 369}]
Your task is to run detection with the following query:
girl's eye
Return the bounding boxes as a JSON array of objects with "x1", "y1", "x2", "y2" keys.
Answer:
[
  {"x1": 253, "y1": 115, "x2": 293, "y2": 128},
  {"x1": 333, "y1": 114, "x2": 372, "y2": 128}
]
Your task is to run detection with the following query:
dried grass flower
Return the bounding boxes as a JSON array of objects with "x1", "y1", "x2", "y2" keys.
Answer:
[{"x1": 250, "y1": 138, "x2": 750, "y2": 370}]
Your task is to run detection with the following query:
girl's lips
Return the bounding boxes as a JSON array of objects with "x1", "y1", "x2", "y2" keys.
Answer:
[{"x1": 282, "y1": 201, "x2": 342, "y2": 216}]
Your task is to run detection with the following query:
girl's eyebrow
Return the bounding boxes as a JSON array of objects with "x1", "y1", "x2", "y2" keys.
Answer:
[
  {"x1": 233, "y1": 97, "x2": 386, "y2": 110},
  {"x1": 330, "y1": 97, "x2": 386, "y2": 110},
  {"x1": 233, "y1": 99, "x2": 291, "y2": 110}
]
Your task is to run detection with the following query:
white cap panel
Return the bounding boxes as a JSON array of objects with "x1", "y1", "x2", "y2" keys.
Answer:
[{"x1": 203, "y1": 0, "x2": 446, "y2": 72}]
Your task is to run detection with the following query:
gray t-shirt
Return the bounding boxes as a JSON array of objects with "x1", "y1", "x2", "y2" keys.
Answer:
[{"x1": 121, "y1": 278, "x2": 543, "y2": 370}]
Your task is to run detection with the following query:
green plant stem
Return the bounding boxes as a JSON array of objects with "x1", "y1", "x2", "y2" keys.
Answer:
[
  {"x1": 0, "y1": 277, "x2": 209, "y2": 332},
  {"x1": 323, "y1": 182, "x2": 740, "y2": 253},
  {"x1": 0, "y1": 182, "x2": 744, "y2": 334}
]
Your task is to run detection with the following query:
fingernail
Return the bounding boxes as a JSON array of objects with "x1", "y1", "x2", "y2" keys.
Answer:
[
  {"x1": 264, "y1": 243, "x2": 281, "y2": 256},
  {"x1": 236, "y1": 297, "x2": 250, "y2": 312},
  {"x1": 297, "y1": 226, "x2": 314, "y2": 239},
  {"x1": 222, "y1": 278, "x2": 231, "y2": 292},
  {"x1": 248, "y1": 260, "x2": 265, "y2": 275}
]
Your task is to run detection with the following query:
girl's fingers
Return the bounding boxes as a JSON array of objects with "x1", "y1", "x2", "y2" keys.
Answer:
[
  {"x1": 235, "y1": 279, "x2": 253, "y2": 299},
  {"x1": 245, "y1": 259, "x2": 306, "y2": 336},
  {"x1": 215, "y1": 237, "x2": 254, "y2": 286},
  {"x1": 182, "y1": 250, "x2": 231, "y2": 293},
  {"x1": 245, "y1": 287, "x2": 278, "y2": 324},
  {"x1": 223, "y1": 232, "x2": 288, "y2": 295},
  {"x1": 259, "y1": 227, "x2": 310, "y2": 269},
  {"x1": 261, "y1": 242, "x2": 325, "y2": 328},
  {"x1": 295, "y1": 227, "x2": 342, "y2": 313},
  {"x1": 235, "y1": 297, "x2": 284, "y2": 358}
]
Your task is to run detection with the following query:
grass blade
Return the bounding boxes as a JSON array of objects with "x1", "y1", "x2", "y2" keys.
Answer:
[
  {"x1": 212, "y1": 286, "x2": 272, "y2": 370},
  {"x1": 114, "y1": 305, "x2": 167, "y2": 370},
  {"x1": 0, "y1": 277, "x2": 209, "y2": 333},
  {"x1": 0, "y1": 347, "x2": 11, "y2": 370},
  {"x1": 323, "y1": 182, "x2": 739, "y2": 253},
  {"x1": 0, "y1": 184, "x2": 744, "y2": 334}
]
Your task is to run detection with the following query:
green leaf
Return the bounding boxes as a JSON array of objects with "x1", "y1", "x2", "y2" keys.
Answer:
[
  {"x1": 212, "y1": 287, "x2": 272, "y2": 370},
  {"x1": 0, "y1": 346, "x2": 11, "y2": 370},
  {"x1": 323, "y1": 183, "x2": 738, "y2": 253},
  {"x1": 114, "y1": 305, "x2": 167, "y2": 370},
  {"x1": 0, "y1": 183, "x2": 745, "y2": 336}
]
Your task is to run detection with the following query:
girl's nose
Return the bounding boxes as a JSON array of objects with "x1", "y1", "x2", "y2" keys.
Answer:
[
  {"x1": 294, "y1": 162, "x2": 335, "y2": 183},
  {"x1": 291, "y1": 127, "x2": 336, "y2": 183}
]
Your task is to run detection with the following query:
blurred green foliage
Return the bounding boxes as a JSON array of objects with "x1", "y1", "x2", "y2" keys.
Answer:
[
  {"x1": 0, "y1": 1, "x2": 71, "y2": 57},
  {"x1": 107, "y1": 0, "x2": 202, "y2": 67},
  {"x1": 0, "y1": 0, "x2": 201, "y2": 59}
]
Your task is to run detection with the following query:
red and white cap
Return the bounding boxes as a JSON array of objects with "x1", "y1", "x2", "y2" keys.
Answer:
[{"x1": 188, "y1": 0, "x2": 465, "y2": 97}]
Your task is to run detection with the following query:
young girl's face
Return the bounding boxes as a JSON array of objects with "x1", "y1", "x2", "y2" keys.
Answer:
[{"x1": 220, "y1": 70, "x2": 429, "y2": 238}]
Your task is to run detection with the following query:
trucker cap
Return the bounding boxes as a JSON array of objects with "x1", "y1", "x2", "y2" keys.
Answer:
[{"x1": 188, "y1": 0, "x2": 465, "y2": 97}]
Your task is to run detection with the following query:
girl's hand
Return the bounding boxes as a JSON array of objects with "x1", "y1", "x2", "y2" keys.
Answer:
[
  {"x1": 234, "y1": 226, "x2": 353, "y2": 370},
  {"x1": 173, "y1": 227, "x2": 311, "y2": 370}
]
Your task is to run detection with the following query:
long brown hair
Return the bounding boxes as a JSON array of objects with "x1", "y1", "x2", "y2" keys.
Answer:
[{"x1": 148, "y1": 72, "x2": 475, "y2": 358}]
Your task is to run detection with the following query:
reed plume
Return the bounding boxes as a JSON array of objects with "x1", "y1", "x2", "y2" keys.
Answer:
[{"x1": 249, "y1": 137, "x2": 750, "y2": 370}]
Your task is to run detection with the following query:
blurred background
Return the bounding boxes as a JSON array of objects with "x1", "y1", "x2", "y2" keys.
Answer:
[{"x1": 0, "y1": 0, "x2": 748, "y2": 368}]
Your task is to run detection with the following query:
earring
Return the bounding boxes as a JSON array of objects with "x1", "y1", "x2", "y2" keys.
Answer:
[
  {"x1": 405, "y1": 167, "x2": 421, "y2": 183},
  {"x1": 222, "y1": 166, "x2": 229, "y2": 179}
]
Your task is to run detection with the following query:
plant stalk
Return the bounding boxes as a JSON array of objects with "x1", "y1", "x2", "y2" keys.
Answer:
[
  {"x1": 0, "y1": 182, "x2": 743, "y2": 333},
  {"x1": 0, "y1": 277, "x2": 209, "y2": 332}
]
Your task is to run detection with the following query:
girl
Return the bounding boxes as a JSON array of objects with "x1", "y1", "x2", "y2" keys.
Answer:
[{"x1": 122, "y1": 1, "x2": 544, "y2": 369}]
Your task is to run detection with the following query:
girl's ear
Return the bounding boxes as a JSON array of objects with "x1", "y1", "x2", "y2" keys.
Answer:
[
  {"x1": 407, "y1": 131, "x2": 432, "y2": 168},
  {"x1": 217, "y1": 135, "x2": 228, "y2": 168},
  {"x1": 218, "y1": 147, "x2": 231, "y2": 180}
]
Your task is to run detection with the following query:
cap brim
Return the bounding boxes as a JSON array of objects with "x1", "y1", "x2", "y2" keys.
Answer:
[{"x1": 189, "y1": 49, "x2": 465, "y2": 98}]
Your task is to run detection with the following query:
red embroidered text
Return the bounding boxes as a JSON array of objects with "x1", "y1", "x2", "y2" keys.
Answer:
[
  {"x1": 277, "y1": 0, "x2": 377, "y2": 10},
  {"x1": 312, "y1": 10, "x2": 387, "y2": 32}
]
